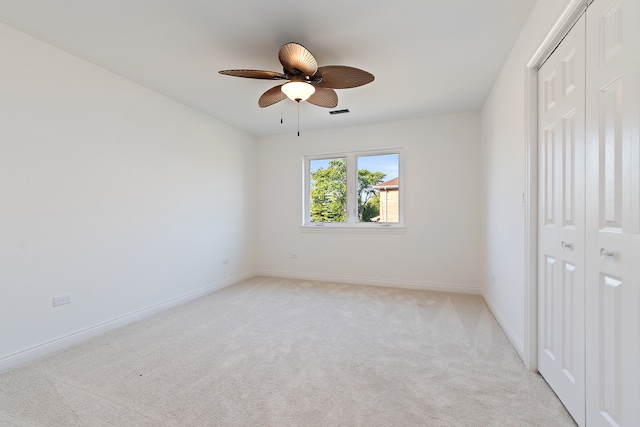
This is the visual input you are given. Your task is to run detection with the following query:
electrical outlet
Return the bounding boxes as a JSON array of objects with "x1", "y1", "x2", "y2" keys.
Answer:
[
  {"x1": 291, "y1": 254, "x2": 298, "y2": 259},
  {"x1": 222, "y1": 258, "x2": 230, "y2": 264},
  {"x1": 53, "y1": 294, "x2": 72, "y2": 307}
]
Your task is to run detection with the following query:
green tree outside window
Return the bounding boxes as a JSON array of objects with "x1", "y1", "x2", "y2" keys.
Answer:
[{"x1": 310, "y1": 158, "x2": 385, "y2": 223}]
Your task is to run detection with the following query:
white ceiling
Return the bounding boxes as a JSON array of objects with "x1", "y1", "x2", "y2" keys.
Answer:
[{"x1": 0, "y1": 0, "x2": 537, "y2": 136}]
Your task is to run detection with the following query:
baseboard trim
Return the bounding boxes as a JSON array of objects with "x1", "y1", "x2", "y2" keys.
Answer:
[
  {"x1": 0, "y1": 272, "x2": 255, "y2": 373},
  {"x1": 481, "y1": 289, "x2": 525, "y2": 361},
  {"x1": 256, "y1": 270, "x2": 481, "y2": 295}
]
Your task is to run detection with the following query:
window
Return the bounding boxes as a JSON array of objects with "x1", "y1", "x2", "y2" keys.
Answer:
[
  {"x1": 304, "y1": 149, "x2": 401, "y2": 228},
  {"x1": 308, "y1": 157, "x2": 347, "y2": 223}
]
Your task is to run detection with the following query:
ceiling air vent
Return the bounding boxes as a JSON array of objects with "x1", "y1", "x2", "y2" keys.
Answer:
[{"x1": 329, "y1": 109, "x2": 350, "y2": 115}]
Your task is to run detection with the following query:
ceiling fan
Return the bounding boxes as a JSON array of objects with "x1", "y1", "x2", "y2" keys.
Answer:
[{"x1": 219, "y1": 42, "x2": 374, "y2": 109}]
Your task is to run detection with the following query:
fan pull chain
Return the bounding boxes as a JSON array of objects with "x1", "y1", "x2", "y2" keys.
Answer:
[
  {"x1": 297, "y1": 101, "x2": 300, "y2": 137},
  {"x1": 280, "y1": 91, "x2": 283, "y2": 124}
]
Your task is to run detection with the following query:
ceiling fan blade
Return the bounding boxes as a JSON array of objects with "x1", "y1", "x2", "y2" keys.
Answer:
[
  {"x1": 219, "y1": 69, "x2": 287, "y2": 80},
  {"x1": 314, "y1": 66, "x2": 374, "y2": 89},
  {"x1": 258, "y1": 85, "x2": 285, "y2": 108},
  {"x1": 306, "y1": 88, "x2": 338, "y2": 108},
  {"x1": 278, "y1": 42, "x2": 318, "y2": 76}
]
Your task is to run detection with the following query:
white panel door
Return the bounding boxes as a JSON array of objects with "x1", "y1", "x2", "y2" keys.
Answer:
[
  {"x1": 585, "y1": 0, "x2": 640, "y2": 425},
  {"x1": 538, "y1": 14, "x2": 586, "y2": 427}
]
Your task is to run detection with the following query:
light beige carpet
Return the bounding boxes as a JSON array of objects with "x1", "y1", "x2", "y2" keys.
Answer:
[{"x1": 0, "y1": 277, "x2": 575, "y2": 426}]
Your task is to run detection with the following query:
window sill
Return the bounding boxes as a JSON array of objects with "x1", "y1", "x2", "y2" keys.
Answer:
[{"x1": 300, "y1": 224, "x2": 406, "y2": 234}]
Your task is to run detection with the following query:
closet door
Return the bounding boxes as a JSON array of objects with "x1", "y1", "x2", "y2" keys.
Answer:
[
  {"x1": 585, "y1": 0, "x2": 640, "y2": 425},
  {"x1": 537, "y1": 14, "x2": 586, "y2": 427}
]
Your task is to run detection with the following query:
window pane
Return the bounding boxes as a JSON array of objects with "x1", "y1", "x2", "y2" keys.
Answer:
[
  {"x1": 309, "y1": 158, "x2": 347, "y2": 223},
  {"x1": 356, "y1": 154, "x2": 399, "y2": 223}
]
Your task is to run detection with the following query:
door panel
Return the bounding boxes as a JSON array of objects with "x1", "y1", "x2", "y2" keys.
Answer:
[
  {"x1": 585, "y1": 0, "x2": 640, "y2": 425},
  {"x1": 538, "y1": 13, "x2": 586, "y2": 427}
]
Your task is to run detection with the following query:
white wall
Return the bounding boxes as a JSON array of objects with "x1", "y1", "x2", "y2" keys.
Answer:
[
  {"x1": 257, "y1": 113, "x2": 482, "y2": 292},
  {"x1": 0, "y1": 23, "x2": 257, "y2": 367},
  {"x1": 481, "y1": 0, "x2": 575, "y2": 359}
]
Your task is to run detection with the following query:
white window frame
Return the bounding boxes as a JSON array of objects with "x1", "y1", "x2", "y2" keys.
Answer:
[{"x1": 302, "y1": 148, "x2": 404, "y2": 232}]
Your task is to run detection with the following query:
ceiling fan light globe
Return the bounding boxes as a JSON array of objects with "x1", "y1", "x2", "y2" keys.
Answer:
[{"x1": 281, "y1": 81, "x2": 315, "y2": 102}]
